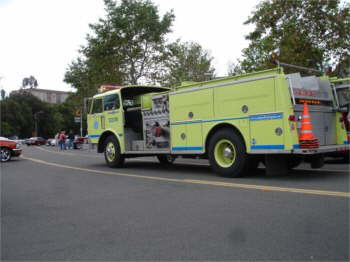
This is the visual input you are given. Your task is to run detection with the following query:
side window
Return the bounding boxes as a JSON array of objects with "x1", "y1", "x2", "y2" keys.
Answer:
[
  {"x1": 91, "y1": 98, "x2": 103, "y2": 114},
  {"x1": 104, "y1": 94, "x2": 120, "y2": 111}
]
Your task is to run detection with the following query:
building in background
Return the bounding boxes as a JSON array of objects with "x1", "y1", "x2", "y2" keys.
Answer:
[{"x1": 11, "y1": 88, "x2": 70, "y2": 104}]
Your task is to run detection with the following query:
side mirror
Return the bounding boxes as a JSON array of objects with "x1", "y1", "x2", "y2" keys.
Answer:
[{"x1": 84, "y1": 97, "x2": 92, "y2": 115}]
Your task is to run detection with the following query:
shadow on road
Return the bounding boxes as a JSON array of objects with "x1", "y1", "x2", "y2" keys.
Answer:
[
  {"x1": 324, "y1": 158, "x2": 349, "y2": 165},
  {"x1": 89, "y1": 160, "x2": 349, "y2": 182}
]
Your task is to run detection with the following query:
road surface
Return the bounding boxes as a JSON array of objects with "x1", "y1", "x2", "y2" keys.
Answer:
[{"x1": 1, "y1": 146, "x2": 349, "y2": 260}]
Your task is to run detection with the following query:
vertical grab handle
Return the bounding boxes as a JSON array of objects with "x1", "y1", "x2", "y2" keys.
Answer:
[
  {"x1": 331, "y1": 83, "x2": 340, "y2": 110},
  {"x1": 287, "y1": 77, "x2": 296, "y2": 105},
  {"x1": 101, "y1": 115, "x2": 105, "y2": 129}
]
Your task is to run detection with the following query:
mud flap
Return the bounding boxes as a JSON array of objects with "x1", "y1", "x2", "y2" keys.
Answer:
[
  {"x1": 265, "y1": 155, "x2": 288, "y2": 176},
  {"x1": 309, "y1": 155, "x2": 324, "y2": 169}
]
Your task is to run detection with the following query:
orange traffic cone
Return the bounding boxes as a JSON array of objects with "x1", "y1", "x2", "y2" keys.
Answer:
[{"x1": 299, "y1": 103, "x2": 319, "y2": 148}]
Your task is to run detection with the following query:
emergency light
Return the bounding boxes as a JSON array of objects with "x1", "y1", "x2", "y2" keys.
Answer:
[{"x1": 98, "y1": 85, "x2": 122, "y2": 93}]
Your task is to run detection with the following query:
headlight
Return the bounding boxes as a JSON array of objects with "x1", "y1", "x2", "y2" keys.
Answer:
[{"x1": 16, "y1": 143, "x2": 21, "y2": 149}]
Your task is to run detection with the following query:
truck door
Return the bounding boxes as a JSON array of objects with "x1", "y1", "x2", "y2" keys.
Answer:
[
  {"x1": 103, "y1": 93, "x2": 123, "y2": 137},
  {"x1": 88, "y1": 97, "x2": 103, "y2": 143}
]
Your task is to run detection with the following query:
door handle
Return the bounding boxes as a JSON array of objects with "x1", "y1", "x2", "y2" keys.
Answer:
[{"x1": 101, "y1": 115, "x2": 105, "y2": 129}]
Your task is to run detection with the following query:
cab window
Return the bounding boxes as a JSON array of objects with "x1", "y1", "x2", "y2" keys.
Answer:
[
  {"x1": 91, "y1": 98, "x2": 103, "y2": 114},
  {"x1": 104, "y1": 94, "x2": 120, "y2": 111}
]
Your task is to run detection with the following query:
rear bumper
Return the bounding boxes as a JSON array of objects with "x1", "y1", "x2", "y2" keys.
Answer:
[
  {"x1": 249, "y1": 144, "x2": 349, "y2": 155},
  {"x1": 293, "y1": 144, "x2": 350, "y2": 155}
]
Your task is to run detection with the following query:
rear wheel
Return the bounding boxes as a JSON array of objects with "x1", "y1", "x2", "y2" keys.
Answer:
[
  {"x1": 0, "y1": 148, "x2": 12, "y2": 162},
  {"x1": 157, "y1": 154, "x2": 176, "y2": 165},
  {"x1": 104, "y1": 136, "x2": 124, "y2": 168},
  {"x1": 208, "y1": 129, "x2": 247, "y2": 177}
]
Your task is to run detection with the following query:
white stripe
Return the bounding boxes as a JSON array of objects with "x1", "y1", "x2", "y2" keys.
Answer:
[{"x1": 301, "y1": 130, "x2": 313, "y2": 133}]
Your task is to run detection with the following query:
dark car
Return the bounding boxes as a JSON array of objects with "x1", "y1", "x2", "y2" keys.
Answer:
[
  {"x1": 0, "y1": 137, "x2": 22, "y2": 162},
  {"x1": 73, "y1": 136, "x2": 87, "y2": 149},
  {"x1": 25, "y1": 137, "x2": 47, "y2": 146}
]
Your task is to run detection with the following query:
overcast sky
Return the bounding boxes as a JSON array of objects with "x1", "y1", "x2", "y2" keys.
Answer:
[{"x1": 0, "y1": 0, "x2": 259, "y2": 94}]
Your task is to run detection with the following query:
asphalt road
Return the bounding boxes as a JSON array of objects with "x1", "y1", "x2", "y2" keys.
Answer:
[{"x1": 1, "y1": 146, "x2": 349, "y2": 261}]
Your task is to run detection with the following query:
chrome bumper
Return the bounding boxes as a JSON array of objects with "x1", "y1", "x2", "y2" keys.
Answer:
[
  {"x1": 249, "y1": 144, "x2": 349, "y2": 155},
  {"x1": 293, "y1": 144, "x2": 350, "y2": 155}
]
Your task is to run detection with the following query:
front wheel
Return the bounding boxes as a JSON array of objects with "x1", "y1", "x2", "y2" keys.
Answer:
[
  {"x1": 104, "y1": 136, "x2": 124, "y2": 168},
  {"x1": 0, "y1": 148, "x2": 12, "y2": 162},
  {"x1": 208, "y1": 129, "x2": 247, "y2": 177},
  {"x1": 157, "y1": 154, "x2": 176, "y2": 165}
]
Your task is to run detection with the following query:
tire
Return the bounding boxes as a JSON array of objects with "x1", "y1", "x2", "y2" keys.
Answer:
[
  {"x1": 208, "y1": 128, "x2": 247, "y2": 177},
  {"x1": 0, "y1": 147, "x2": 12, "y2": 162},
  {"x1": 104, "y1": 135, "x2": 124, "y2": 168},
  {"x1": 157, "y1": 154, "x2": 176, "y2": 165}
]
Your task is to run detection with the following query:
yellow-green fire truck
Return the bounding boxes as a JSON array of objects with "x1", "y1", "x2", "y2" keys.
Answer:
[{"x1": 87, "y1": 67, "x2": 349, "y2": 177}]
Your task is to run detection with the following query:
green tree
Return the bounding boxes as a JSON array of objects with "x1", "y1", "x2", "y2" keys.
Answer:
[
  {"x1": 230, "y1": 0, "x2": 350, "y2": 75},
  {"x1": 163, "y1": 41, "x2": 215, "y2": 87},
  {"x1": 65, "y1": 0, "x2": 175, "y2": 97},
  {"x1": 1, "y1": 89, "x2": 5, "y2": 100},
  {"x1": 0, "y1": 93, "x2": 68, "y2": 138},
  {"x1": 21, "y1": 75, "x2": 38, "y2": 89}
]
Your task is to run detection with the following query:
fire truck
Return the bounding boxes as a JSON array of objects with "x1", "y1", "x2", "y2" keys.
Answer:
[
  {"x1": 329, "y1": 77, "x2": 350, "y2": 160},
  {"x1": 87, "y1": 66, "x2": 349, "y2": 177}
]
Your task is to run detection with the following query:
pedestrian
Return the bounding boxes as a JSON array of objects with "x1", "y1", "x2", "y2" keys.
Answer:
[
  {"x1": 59, "y1": 131, "x2": 67, "y2": 150},
  {"x1": 67, "y1": 130, "x2": 74, "y2": 150},
  {"x1": 54, "y1": 132, "x2": 60, "y2": 148}
]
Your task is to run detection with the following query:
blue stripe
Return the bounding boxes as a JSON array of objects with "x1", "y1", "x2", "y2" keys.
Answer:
[
  {"x1": 171, "y1": 117, "x2": 248, "y2": 126},
  {"x1": 172, "y1": 147, "x2": 203, "y2": 151},
  {"x1": 251, "y1": 145, "x2": 285, "y2": 150},
  {"x1": 344, "y1": 141, "x2": 349, "y2": 145},
  {"x1": 118, "y1": 133, "x2": 123, "y2": 137},
  {"x1": 202, "y1": 117, "x2": 248, "y2": 123},
  {"x1": 293, "y1": 144, "x2": 300, "y2": 149},
  {"x1": 249, "y1": 113, "x2": 283, "y2": 121},
  {"x1": 89, "y1": 135, "x2": 100, "y2": 138},
  {"x1": 171, "y1": 113, "x2": 283, "y2": 126}
]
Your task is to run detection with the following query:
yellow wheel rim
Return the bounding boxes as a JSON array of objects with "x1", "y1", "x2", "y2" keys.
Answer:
[
  {"x1": 214, "y1": 139, "x2": 236, "y2": 168},
  {"x1": 106, "y1": 142, "x2": 116, "y2": 162}
]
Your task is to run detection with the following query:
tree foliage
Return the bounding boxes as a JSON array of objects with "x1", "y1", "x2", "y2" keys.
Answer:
[
  {"x1": 21, "y1": 75, "x2": 38, "y2": 89},
  {"x1": 230, "y1": 0, "x2": 350, "y2": 75},
  {"x1": 1, "y1": 89, "x2": 5, "y2": 100},
  {"x1": 65, "y1": 0, "x2": 175, "y2": 96},
  {"x1": 163, "y1": 41, "x2": 215, "y2": 87},
  {"x1": 0, "y1": 93, "x2": 80, "y2": 138}
]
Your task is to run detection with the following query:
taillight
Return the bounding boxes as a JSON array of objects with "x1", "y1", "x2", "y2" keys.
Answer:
[{"x1": 288, "y1": 115, "x2": 296, "y2": 121}]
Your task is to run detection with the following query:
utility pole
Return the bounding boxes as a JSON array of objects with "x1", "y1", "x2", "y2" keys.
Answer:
[
  {"x1": 80, "y1": 108, "x2": 83, "y2": 137},
  {"x1": 34, "y1": 111, "x2": 43, "y2": 136}
]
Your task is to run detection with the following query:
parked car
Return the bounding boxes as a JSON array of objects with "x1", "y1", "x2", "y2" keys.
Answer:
[
  {"x1": 46, "y1": 139, "x2": 56, "y2": 146},
  {"x1": 73, "y1": 136, "x2": 85, "y2": 149},
  {"x1": 0, "y1": 137, "x2": 22, "y2": 162},
  {"x1": 8, "y1": 135, "x2": 25, "y2": 145},
  {"x1": 25, "y1": 137, "x2": 47, "y2": 146}
]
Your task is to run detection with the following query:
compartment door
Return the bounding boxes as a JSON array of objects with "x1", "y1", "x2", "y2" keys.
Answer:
[
  {"x1": 170, "y1": 125, "x2": 187, "y2": 151},
  {"x1": 186, "y1": 123, "x2": 203, "y2": 151},
  {"x1": 249, "y1": 113, "x2": 285, "y2": 151}
]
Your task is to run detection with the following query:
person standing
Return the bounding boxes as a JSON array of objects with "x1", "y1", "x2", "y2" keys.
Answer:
[
  {"x1": 59, "y1": 131, "x2": 67, "y2": 150},
  {"x1": 67, "y1": 130, "x2": 74, "y2": 150},
  {"x1": 54, "y1": 132, "x2": 60, "y2": 148}
]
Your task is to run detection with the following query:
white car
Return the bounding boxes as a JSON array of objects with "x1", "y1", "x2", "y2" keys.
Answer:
[{"x1": 46, "y1": 139, "x2": 56, "y2": 146}]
